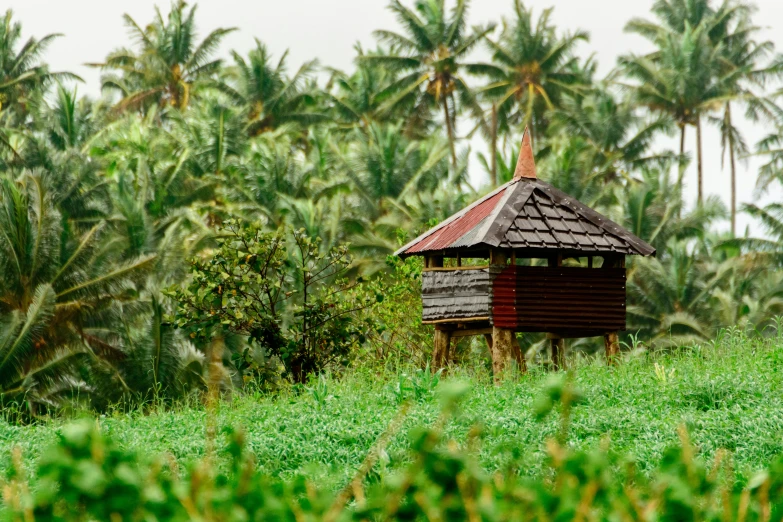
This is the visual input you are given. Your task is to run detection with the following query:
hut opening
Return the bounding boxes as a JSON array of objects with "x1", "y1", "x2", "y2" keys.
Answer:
[{"x1": 394, "y1": 129, "x2": 655, "y2": 378}]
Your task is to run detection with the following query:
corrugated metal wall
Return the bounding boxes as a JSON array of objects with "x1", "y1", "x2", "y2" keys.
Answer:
[
  {"x1": 421, "y1": 265, "x2": 627, "y2": 332},
  {"x1": 491, "y1": 266, "x2": 626, "y2": 332},
  {"x1": 421, "y1": 268, "x2": 493, "y2": 322}
]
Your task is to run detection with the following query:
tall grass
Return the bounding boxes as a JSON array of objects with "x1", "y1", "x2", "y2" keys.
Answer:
[{"x1": 2, "y1": 327, "x2": 782, "y2": 494}]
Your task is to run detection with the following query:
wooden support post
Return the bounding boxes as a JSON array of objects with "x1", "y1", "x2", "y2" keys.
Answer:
[
  {"x1": 432, "y1": 327, "x2": 451, "y2": 370},
  {"x1": 490, "y1": 249, "x2": 508, "y2": 266},
  {"x1": 491, "y1": 327, "x2": 514, "y2": 382},
  {"x1": 602, "y1": 255, "x2": 623, "y2": 367},
  {"x1": 511, "y1": 333, "x2": 527, "y2": 373},
  {"x1": 604, "y1": 255, "x2": 625, "y2": 269},
  {"x1": 427, "y1": 255, "x2": 444, "y2": 269},
  {"x1": 451, "y1": 327, "x2": 493, "y2": 338},
  {"x1": 604, "y1": 331, "x2": 620, "y2": 365},
  {"x1": 483, "y1": 333, "x2": 493, "y2": 351},
  {"x1": 550, "y1": 337, "x2": 566, "y2": 371}
]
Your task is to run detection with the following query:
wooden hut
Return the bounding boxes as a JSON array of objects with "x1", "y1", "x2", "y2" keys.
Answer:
[{"x1": 394, "y1": 130, "x2": 655, "y2": 377}]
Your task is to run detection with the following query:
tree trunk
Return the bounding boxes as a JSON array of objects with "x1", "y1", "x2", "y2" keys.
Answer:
[
  {"x1": 604, "y1": 332, "x2": 619, "y2": 365},
  {"x1": 677, "y1": 124, "x2": 687, "y2": 187},
  {"x1": 680, "y1": 124, "x2": 686, "y2": 157},
  {"x1": 442, "y1": 95, "x2": 458, "y2": 171},
  {"x1": 696, "y1": 115, "x2": 704, "y2": 205},
  {"x1": 432, "y1": 328, "x2": 451, "y2": 371},
  {"x1": 491, "y1": 327, "x2": 515, "y2": 383},
  {"x1": 490, "y1": 103, "x2": 498, "y2": 186},
  {"x1": 727, "y1": 103, "x2": 737, "y2": 237},
  {"x1": 676, "y1": 124, "x2": 686, "y2": 219},
  {"x1": 510, "y1": 333, "x2": 526, "y2": 373},
  {"x1": 206, "y1": 334, "x2": 225, "y2": 457}
]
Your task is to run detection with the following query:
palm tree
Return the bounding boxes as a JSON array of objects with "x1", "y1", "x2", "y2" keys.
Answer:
[
  {"x1": 92, "y1": 1, "x2": 235, "y2": 112},
  {"x1": 622, "y1": 165, "x2": 726, "y2": 254},
  {"x1": 0, "y1": 10, "x2": 79, "y2": 122},
  {"x1": 718, "y1": 19, "x2": 781, "y2": 236},
  {"x1": 339, "y1": 122, "x2": 449, "y2": 221},
  {"x1": 171, "y1": 96, "x2": 248, "y2": 178},
  {"x1": 626, "y1": 0, "x2": 778, "y2": 231},
  {"x1": 625, "y1": 0, "x2": 734, "y2": 41},
  {"x1": 712, "y1": 260, "x2": 783, "y2": 332},
  {"x1": 732, "y1": 203, "x2": 783, "y2": 267},
  {"x1": 363, "y1": 0, "x2": 494, "y2": 170},
  {"x1": 755, "y1": 128, "x2": 783, "y2": 197},
  {"x1": 473, "y1": 1, "x2": 588, "y2": 183},
  {"x1": 44, "y1": 83, "x2": 96, "y2": 151},
  {"x1": 220, "y1": 40, "x2": 328, "y2": 136},
  {"x1": 627, "y1": 239, "x2": 730, "y2": 346},
  {"x1": 0, "y1": 173, "x2": 155, "y2": 415},
  {"x1": 551, "y1": 88, "x2": 672, "y2": 185},
  {"x1": 326, "y1": 44, "x2": 401, "y2": 131},
  {"x1": 122, "y1": 293, "x2": 205, "y2": 401},
  {"x1": 620, "y1": 22, "x2": 728, "y2": 203}
]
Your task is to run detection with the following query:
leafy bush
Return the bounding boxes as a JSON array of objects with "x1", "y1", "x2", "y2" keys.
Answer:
[
  {"x1": 353, "y1": 255, "x2": 434, "y2": 369},
  {"x1": 169, "y1": 220, "x2": 377, "y2": 383}
]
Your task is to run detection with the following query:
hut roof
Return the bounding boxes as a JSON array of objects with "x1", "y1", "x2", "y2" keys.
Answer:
[{"x1": 395, "y1": 130, "x2": 655, "y2": 258}]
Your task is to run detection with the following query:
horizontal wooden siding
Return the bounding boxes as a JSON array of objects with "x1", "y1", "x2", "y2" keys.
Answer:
[{"x1": 421, "y1": 268, "x2": 493, "y2": 322}]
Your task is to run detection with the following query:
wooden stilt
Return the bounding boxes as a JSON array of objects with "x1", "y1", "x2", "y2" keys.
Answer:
[
  {"x1": 604, "y1": 331, "x2": 619, "y2": 365},
  {"x1": 483, "y1": 333, "x2": 493, "y2": 351},
  {"x1": 510, "y1": 333, "x2": 527, "y2": 373},
  {"x1": 550, "y1": 337, "x2": 566, "y2": 371},
  {"x1": 432, "y1": 328, "x2": 451, "y2": 370},
  {"x1": 491, "y1": 326, "x2": 514, "y2": 382}
]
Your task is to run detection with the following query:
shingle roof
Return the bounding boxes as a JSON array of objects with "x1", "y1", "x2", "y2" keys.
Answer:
[{"x1": 394, "y1": 130, "x2": 655, "y2": 258}]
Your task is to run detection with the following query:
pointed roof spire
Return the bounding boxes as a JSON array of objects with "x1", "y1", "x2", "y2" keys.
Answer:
[{"x1": 513, "y1": 127, "x2": 537, "y2": 180}]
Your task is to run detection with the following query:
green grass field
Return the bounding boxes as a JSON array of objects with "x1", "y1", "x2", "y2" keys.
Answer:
[{"x1": 3, "y1": 329, "x2": 783, "y2": 490}]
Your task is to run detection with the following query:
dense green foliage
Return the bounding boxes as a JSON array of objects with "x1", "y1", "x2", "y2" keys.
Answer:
[
  {"x1": 169, "y1": 220, "x2": 377, "y2": 383},
  {"x1": 6, "y1": 1, "x2": 783, "y2": 517},
  {"x1": 3, "y1": 332, "x2": 783, "y2": 520},
  {"x1": 2, "y1": 0, "x2": 783, "y2": 415},
  {"x1": 2, "y1": 328, "x2": 783, "y2": 488}
]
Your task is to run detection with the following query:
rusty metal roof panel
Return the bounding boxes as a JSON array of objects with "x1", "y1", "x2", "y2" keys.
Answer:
[
  {"x1": 396, "y1": 176, "x2": 656, "y2": 257},
  {"x1": 402, "y1": 184, "x2": 508, "y2": 254},
  {"x1": 394, "y1": 180, "x2": 515, "y2": 256},
  {"x1": 449, "y1": 215, "x2": 491, "y2": 249}
]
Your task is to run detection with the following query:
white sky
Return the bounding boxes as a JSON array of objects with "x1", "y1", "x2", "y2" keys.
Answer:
[{"x1": 10, "y1": 0, "x2": 783, "y2": 235}]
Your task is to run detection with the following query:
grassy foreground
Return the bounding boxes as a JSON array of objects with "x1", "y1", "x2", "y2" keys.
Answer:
[{"x1": 2, "y1": 328, "x2": 783, "y2": 491}]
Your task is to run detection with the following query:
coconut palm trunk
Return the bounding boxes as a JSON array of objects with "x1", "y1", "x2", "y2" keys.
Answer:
[
  {"x1": 490, "y1": 103, "x2": 498, "y2": 186},
  {"x1": 676, "y1": 124, "x2": 687, "y2": 191},
  {"x1": 680, "y1": 125, "x2": 686, "y2": 157},
  {"x1": 442, "y1": 95, "x2": 458, "y2": 171},
  {"x1": 696, "y1": 115, "x2": 704, "y2": 205},
  {"x1": 726, "y1": 103, "x2": 737, "y2": 236}
]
